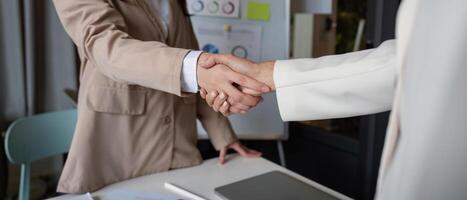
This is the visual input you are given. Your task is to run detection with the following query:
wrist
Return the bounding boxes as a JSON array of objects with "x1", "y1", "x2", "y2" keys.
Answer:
[
  {"x1": 182, "y1": 51, "x2": 203, "y2": 93},
  {"x1": 196, "y1": 62, "x2": 204, "y2": 87},
  {"x1": 196, "y1": 53, "x2": 211, "y2": 86},
  {"x1": 257, "y1": 61, "x2": 276, "y2": 90}
]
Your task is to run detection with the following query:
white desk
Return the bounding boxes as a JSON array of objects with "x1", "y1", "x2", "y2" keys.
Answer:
[{"x1": 50, "y1": 155, "x2": 352, "y2": 200}]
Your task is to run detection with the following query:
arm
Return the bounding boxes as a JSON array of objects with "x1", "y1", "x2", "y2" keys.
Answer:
[
  {"x1": 52, "y1": 0, "x2": 188, "y2": 95},
  {"x1": 53, "y1": 0, "x2": 269, "y2": 104},
  {"x1": 200, "y1": 40, "x2": 397, "y2": 120},
  {"x1": 274, "y1": 40, "x2": 397, "y2": 121}
]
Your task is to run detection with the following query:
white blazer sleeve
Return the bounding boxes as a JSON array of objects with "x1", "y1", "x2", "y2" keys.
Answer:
[{"x1": 274, "y1": 40, "x2": 397, "y2": 121}]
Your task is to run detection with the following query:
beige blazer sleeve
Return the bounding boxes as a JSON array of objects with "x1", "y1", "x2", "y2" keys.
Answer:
[
  {"x1": 274, "y1": 40, "x2": 397, "y2": 121},
  {"x1": 52, "y1": 0, "x2": 190, "y2": 96},
  {"x1": 196, "y1": 95, "x2": 238, "y2": 150}
]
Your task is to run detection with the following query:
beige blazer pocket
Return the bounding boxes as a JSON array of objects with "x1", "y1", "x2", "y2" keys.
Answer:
[{"x1": 86, "y1": 87, "x2": 147, "y2": 115}]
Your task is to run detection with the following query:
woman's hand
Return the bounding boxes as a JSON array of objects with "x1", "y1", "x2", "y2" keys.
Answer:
[{"x1": 219, "y1": 142, "x2": 262, "y2": 165}]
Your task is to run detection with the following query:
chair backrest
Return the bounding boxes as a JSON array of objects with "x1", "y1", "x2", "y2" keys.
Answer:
[{"x1": 4, "y1": 110, "x2": 77, "y2": 164}]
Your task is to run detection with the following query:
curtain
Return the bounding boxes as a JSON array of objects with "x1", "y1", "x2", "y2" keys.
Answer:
[{"x1": 0, "y1": 0, "x2": 78, "y2": 198}]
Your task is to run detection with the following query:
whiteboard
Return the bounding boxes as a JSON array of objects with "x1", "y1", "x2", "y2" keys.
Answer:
[{"x1": 191, "y1": 0, "x2": 290, "y2": 140}]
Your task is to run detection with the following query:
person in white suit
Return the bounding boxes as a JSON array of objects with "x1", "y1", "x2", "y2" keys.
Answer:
[{"x1": 198, "y1": 0, "x2": 467, "y2": 199}]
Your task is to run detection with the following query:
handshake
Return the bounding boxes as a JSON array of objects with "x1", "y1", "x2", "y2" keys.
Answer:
[{"x1": 196, "y1": 53, "x2": 276, "y2": 116}]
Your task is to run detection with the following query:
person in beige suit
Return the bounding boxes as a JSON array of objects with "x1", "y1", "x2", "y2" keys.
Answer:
[
  {"x1": 52, "y1": 0, "x2": 269, "y2": 194},
  {"x1": 202, "y1": 0, "x2": 467, "y2": 199}
]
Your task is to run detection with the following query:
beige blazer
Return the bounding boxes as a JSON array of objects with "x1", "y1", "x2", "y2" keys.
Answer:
[
  {"x1": 52, "y1": 0, "x2": 237, "y2": 193},
  {"x1": 274, "y1": 0, "x2": 467, "y2": 199}
]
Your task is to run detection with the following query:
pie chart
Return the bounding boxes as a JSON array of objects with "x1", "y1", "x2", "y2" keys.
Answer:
[{"x1": 202, "y1": 43, "x2": 220, "y2": 54}]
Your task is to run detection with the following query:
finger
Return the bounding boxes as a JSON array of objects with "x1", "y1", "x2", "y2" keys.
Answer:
[
  {"x1": 231, "y1": 143, "x2": 249, "y2": 157},
  {"x1": 246, "y1": 149, "x2": 262, "y2": 157},
  {"x1": 219, "y1": 148, "x2": 227, "y2": 165},
  {"x1": 213, "y1": 92, "x2": 227, "y2": 112},
  {"x1": 223, "y1": 84, "x2": 261, "y2": 107},
  {"x1": 229, "y1": 106, "x2": 248, "y2": 114},
  {"x1": 206, "y1": 90, "x2": 218, "y2": 107},
  {"x1": 200, "y1": 88, "x2": 208, "y2": 99},
  {"x1": 229, "y1": 107, "x2": 242, "y2": 114},
  {"x1": 240, "y1": 148, "x2": 262, "y2": 158},
  {"x1": 230, "y1": 97, "x2": 263, "y2": 110},
  {"x1": 228, "y1": 101, "x2": 251, "y2": 111},
  {"x1": 245, "y1": 151, "x2": 262, "y2": 158},
  {"x1": 229, "y1": 107, "x2": 248, "y2": 114},
  {"x1": 235, "y1": 143, "x2": 262, "y2": 157},
  {"x1": 240, "y1": 86, "x2": 263, "y2": 96},
  {"x1": 228, "y1": 71, "x2": 270, "y2": 93},
  {"x1": 219, "y1": 101, "x2": 231, "y2": 116}
]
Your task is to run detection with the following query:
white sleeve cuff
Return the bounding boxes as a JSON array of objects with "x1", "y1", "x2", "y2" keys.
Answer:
[{"x1": 181, "y1": 51, "x2": 203, "y2": 93}]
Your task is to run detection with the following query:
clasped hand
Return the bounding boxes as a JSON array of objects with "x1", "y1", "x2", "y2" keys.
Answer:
[
  {"x1": 196, "y1": 53, "x2": 275, "y2": 116},
  {"x1": 196, "y1": 53, "x2": 275, "y2": 163}
]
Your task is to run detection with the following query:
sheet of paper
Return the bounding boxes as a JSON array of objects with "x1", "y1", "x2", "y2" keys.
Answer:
[
  {"x1": 194, "y1": 23, "x2": 262, "y2": 61},
  {"x1": 102, "y1": 189, "x2": 185, "y2": 200},
  {"x1": 247, "y1": 2, "x2": 270, "y2": 21}
]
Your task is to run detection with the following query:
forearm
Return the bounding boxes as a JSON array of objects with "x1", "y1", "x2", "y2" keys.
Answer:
[
  {"x1": 275, "y1": 63, "x2": 396, "y2": 121},
  {"x1": 273, "y1": 40, "x2": 397, "y2": 121},
  {"x1": 255, "y1": 61, "x2": 276, "y2": 90},
  {"x1": 53, "y1": 0, "x2": 190, "y2": 96},
  {"x1": 85, "y1": 34, "x2": 189, "y2": 94}
]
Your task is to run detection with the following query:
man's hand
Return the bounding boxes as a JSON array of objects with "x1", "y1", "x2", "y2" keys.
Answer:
[
  {"x1": 219, "y1": 141, "x2": 262, "y2": 165},
  {"x1": 197, "y1": 53, "x2": 270, "y2": 110}
]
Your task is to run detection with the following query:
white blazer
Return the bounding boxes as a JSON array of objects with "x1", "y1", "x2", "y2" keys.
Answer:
[{"x1": 274, "y1": 0, "x2": 467, "y2": 199}]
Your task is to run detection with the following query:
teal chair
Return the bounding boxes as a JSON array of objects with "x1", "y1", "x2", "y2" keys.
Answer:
[{"x1": 4, "y1": 110, "x2": 77, "y2": 200}]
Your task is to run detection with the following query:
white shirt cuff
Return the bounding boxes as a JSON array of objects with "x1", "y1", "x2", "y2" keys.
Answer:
[{"x1": 181, "y1": 51, "x2": 203, "y2": 93}]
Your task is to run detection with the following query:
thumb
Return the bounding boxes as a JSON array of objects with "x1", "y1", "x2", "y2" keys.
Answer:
[{"x1": 198, "y1": 53, "x2": 217, "y2": 69}]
